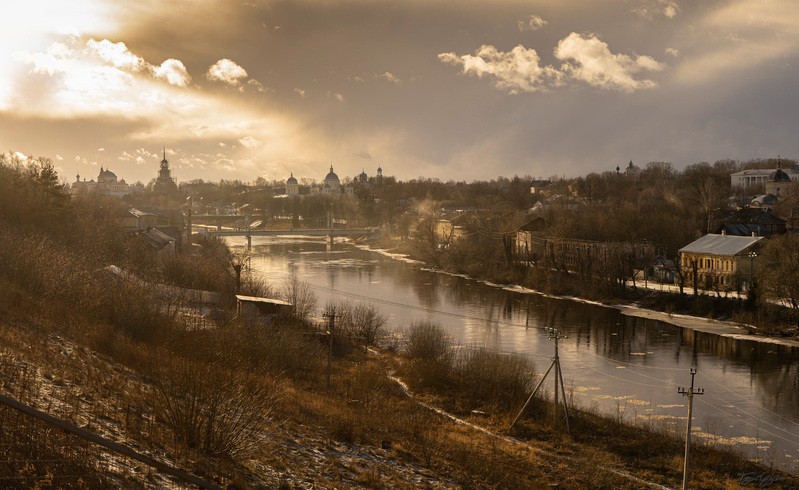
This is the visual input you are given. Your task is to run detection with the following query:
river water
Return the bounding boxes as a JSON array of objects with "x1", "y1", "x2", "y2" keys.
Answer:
[{"x1": 232, "y1": 236, "x2": 799, "y2": 471}]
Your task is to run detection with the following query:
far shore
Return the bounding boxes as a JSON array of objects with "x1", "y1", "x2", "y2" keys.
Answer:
[{"x1": 360, "y1": 242, "x2": 799, "y2": 350}]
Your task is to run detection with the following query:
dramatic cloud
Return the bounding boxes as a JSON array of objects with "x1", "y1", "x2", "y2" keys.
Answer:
[
  {"x1": 86, "y1": 39, "x2": 145, "y2": 71},
  {"x1": 554, "y1": 33, "x2": 664, "y2": 92},
  {"x1": 518, "y1": 15, "x2": 548, "y2": 32},
  {"x1": 154, "y1": 58, "x2": 190, "y2": 87},
  {"x1": 4, "y1": 0, "x2": 799, "y2": 184},
  {"x1": 439, "y1": 33, "x2": 662, "y2": 93},
  {"x1": 438, "y1": 45, "x2": 562, "y2": 94},
  {"x1": 206, "y1": 59, "x2": 248, "y2": 86},
  {"x1": 9, "y1": 34, "x2": 293, "y2": 173}
]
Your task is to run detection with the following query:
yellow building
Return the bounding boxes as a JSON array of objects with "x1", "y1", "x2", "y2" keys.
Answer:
[{"x1": 679, "y1": 233, "x2": 762, "y2": 291}]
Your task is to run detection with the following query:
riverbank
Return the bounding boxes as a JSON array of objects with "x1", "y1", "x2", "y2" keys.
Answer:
[{"x1": 358, "y1": 240, "x2": 799, "y2": 350}]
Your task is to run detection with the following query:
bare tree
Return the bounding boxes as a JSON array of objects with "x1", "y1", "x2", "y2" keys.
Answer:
[
  {"x1": 758, "y1": 235, "x2": 799, "y2": 330},
  {"x1": 282, "y1": 276, "x2": 317, "y2": 321}
]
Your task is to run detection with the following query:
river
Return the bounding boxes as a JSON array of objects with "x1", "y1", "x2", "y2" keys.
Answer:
[{"x1": 231, "y1": 236, "x2": 799, "y2": 472}]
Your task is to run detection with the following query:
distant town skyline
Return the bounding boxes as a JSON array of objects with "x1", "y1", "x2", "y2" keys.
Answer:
[{"x1": 2, "y1": 0, "x2": 799, "y2": 184}]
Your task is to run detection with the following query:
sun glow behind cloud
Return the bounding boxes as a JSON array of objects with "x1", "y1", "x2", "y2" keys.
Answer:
[
  {"x1": 0, "y1": 1, "x2": 116, "y2": 109},
  {"x1": 4, "y1": 7, "x2": 296, "y2": 179}
]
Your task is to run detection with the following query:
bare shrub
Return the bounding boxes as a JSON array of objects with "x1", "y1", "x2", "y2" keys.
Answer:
[
  {"x1": 404, "y1": 409, "x2": 440, "y2": 467},
  {"x1": 403, "y1": 321, "x2": 454, "y2": 389},
  {"x1": 455, "y1": 348, "x2": 535, "y2": 411},
  {"x1": 149, "y1": 355, "x2": 277, "y2": 460},
  {"x1": 239, "y1": 270, "x2": 273, "y2": 297},
  {"x1": 220, "y1": 326, "x2": 325, "y2": 380},
  {"x1": 281, "y1": 276, "x2": 317, "y2": 321},
  {"x1": 336, "y1": 302, "x2": 387, "y2": 346}
]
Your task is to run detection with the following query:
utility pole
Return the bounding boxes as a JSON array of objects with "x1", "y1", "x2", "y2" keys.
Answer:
[
  {"x1": 324, "y1": 307, "x2": 336, "y2": 390},
  {"x1": 510, "y1": 327, "x2": 570, "y2": 435},
  {"x1": 678, "y1": 368, "x2": 704, "y2": 490}
]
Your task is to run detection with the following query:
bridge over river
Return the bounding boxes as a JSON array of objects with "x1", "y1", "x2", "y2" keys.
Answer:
[{"x1": 198, "y1": 224, "x2": 376, "y2": 249}]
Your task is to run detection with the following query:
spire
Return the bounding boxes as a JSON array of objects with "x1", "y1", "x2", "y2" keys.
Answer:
[{"x1": 163, "y1": 147, "x2": 166, "y2": 161}]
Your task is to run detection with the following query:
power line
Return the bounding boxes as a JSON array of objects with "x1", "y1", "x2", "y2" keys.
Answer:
[
  {"x1": 696, "y1": 397, "x2": 799, "y2": 447},
  {"x1": 697, "y1": 371, "x2": 799, "y2": 432}
]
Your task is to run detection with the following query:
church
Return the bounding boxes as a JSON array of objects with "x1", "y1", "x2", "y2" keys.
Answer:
[
  {"x1": 71, "y1": 167, "x2": 132, "y2": 197},
  {"x1": 284, "y1": 165, "x2": 382, "y2": 197},
  {"x1": 152, "y1": 149, "x2": 178, "y2": 193}
]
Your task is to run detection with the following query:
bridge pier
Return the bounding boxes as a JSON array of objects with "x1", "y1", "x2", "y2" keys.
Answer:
[
  {"x1": 245, "y1": 214, "x2": 252, "y2": 251},
  {"x1": 326, "y1": 235, "x2": 333, "y2": 251}
]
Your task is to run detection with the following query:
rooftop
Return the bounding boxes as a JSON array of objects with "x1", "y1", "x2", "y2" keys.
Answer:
[{"x1": 679, "y1": 234, "x2": 762, "y2": 256}]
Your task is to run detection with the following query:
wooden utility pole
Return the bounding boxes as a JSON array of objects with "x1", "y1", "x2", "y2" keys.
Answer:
[
  {"x1": 510, "y1": 327, "x2": 570, "y2": 435},
  {"x1": 678, "y1": 368, "x2": 704, "y2": 490}
]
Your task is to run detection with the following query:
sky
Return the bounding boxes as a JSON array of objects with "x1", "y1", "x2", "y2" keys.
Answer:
[{"x1": 2, "y1": 0, "x2": 799, "y2": 185}]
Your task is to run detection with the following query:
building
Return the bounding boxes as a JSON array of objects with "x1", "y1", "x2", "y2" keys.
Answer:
[
  {"x1": 730, "y1": 166, "x2": 799, "y2": 189},
  {"x1": 713, "y1": 208, "x2": 786, "y2": 238},
  {"x1": 515, "y1": 217, "x2": 548, "y2": 263},
  {"x1": 322, "y1": 165, "x2": 341, "y2": 195},
  {"x1": 284, "y1": 164, "x2": 383, "y2": 198},
  {"x1": 435, "y1": 211, "x2": 475, "y2": 245},
  {"x1": 624, "y1": 160, "x2": 640, "y2": 179},
  {"x1": 153, "y1": 149, "x2": 178, "y2": 193},
  {"x1": 679, "y1": 234, "x2": 762, "y2": 291},
  {"x1": 765, "y1": 165, "x2": 794, "y2": 198},
  {"x1": 286, "y1": 173, "x2": 299, "y2": 195},
  {"x1": 71, "y1": 167, "x2": 132, "y2": 197}
]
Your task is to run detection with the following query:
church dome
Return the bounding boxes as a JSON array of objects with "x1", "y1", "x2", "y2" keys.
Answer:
[
  {"x1": 287, "y1": 173, "x2": 298, "y2": 184},
  {"x1": 98, "y1": 167, "x2": 118, "y2": 183},
  {"x1": 771, "y1": 168, "x2": 791, "y2": 183},
  {"x1": 325, "y1": 166, "x2": 339, "y2": 182}
]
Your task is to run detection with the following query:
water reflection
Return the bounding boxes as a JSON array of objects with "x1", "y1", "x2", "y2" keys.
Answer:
[{"x1": 240, "y1": 238, "x2": 799, "y2": 469}]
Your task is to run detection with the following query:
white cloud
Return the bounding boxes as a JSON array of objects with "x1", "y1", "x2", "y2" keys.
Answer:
[
  {"x1": 327, "y1": 92, "x2": 345, "y2": 102},
  {"x1": 440, "y1": 33, "x2": 664, "y2": 93},
  {"x1": 666, "y1": 47, "x2": 680, "y2": 57},
  {"x1": 238, "y1": 136, "x2": 262, "y2": 148},
  {"x1": 154, "y1": 59, "x2": 191, "y2": 87},
  {"x1": 554, "y1": 33, "x2": 664, "y2": 92},
  {"x1": 86, "y1": 39, "x2": 145, "y2": 71},
  {"x1": 438, "y1": 45, "x2": 562, "y2": 94},
  {"x1": 632, "y1": 0, "x2": 679, "y2": 20},
  {"x1": 294, "y1": 88, "x2": 306, "y2": 98},
  {"x1": 10, "y1": 34, "x2": 295, "y2": 169},
  {"x1": 206, "y1": 59, "x2": 248, "y2": 86},
  {"x1": 55, "y1": 154, "x2": 63, "y2": 160},
  {"x1": 246, "y1": 79, "x2": 266, "y2": 92},
  {"x1": 380, "y1": 71, "x2": 401, "y2": 84},
  {"x1": 518, "y1": 15, "x2": 548, "y2": 32}
]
